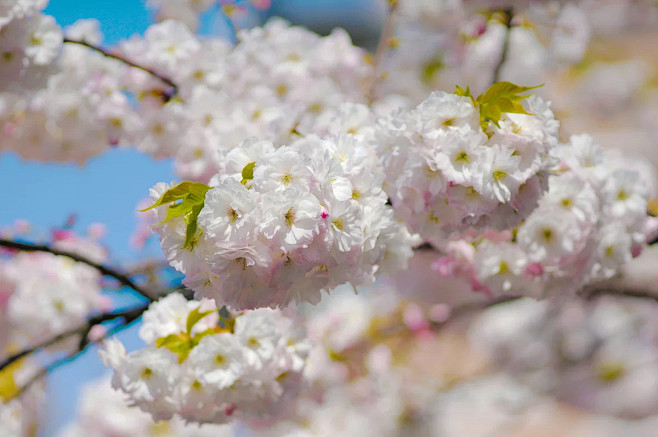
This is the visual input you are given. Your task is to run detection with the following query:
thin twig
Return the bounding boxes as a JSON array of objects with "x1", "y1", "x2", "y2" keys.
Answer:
[
  {"x1": 492, "y1": 7, "x2": 514, "y2": 85},
  {"x1": 341, "y1": 295, "x2": 521, "y2": 359},
  {"x1": 0, "y1": 327, "x2": 84, "y2": 372},
  {"x1": 0, "y1": 304, "x2": 149, "y2": 373},
  {"x1": 341, "y1": 287, "x2": 658, "y2": 361},
  {"x1": 63, "y1": 38, "x2": 179, "y2": 101},
  {"x1": 367, "y1": 0, "x2": 400, "y2": 104},
  {"x1": 582, "y1": 286, "x2": 658, "y2": 303},
  {"x1": 0, "y1": 238, "x2": 157, "y2": 301},
  {"x1": 9, "y1": 305, "x2": 147, "y2": 402},
  {"x1": 125, "y1": 260, "x2": 170, "y2": 277},
  {"x1": 12, "y1": 353, "x2": 74, "y2": 401}
]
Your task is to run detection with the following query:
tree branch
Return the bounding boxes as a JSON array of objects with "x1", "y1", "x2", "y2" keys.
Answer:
[
  {"x1": 581, "y1": 286, "x2": 658, "y2": 303},
  {"x1": 492, "y1": 7, "x2": 514, "y2": 85},
  {"x1": 6, "y1": 304, "x2": 148, "y2": 402},
  {"x1": 366, "y1": 0, "x2": 400, "y2": 104},
  {"x1": 0, "y1": 304, "x2": 149, "y2": 373},
  {"x1": 63, "y1": 38, "x2": 179, "y2": 101},
  {"x1": 413, "y1": 242, "x2": 441, "y2": 252},
  {"x1": 340, "y1": 287, "x2": 658, "y2": 363},
  {"x1": 0, "y1": 238, "x2": 157, "y2": 301}
]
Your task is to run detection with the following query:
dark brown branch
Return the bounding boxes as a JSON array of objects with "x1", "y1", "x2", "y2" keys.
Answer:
[
  {"x1": 63, "y1": 38, "x2": 179, "y2": 101},
  {"x1": 8, "y1": 305, "x2": 147, "y2": 401},
  {"x1": 13, "y1": 353, "x2": 72, "y2": 400},
  {"x1": 492, "y1": 7, "x2": 514, "y2": 85},
  {"x1": 0, "y1": 303, "x2": 149, "y2": 373},
  {"x1": 414, "y1": 242, "x2": 440, "y2": 252},
  {"x1": 0, "y1": 238, "x2": 157, "y2": 301}
]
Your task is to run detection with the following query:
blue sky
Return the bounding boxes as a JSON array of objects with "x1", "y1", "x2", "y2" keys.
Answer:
[{"x1": 1, "y1": 1, "x2": 379, "y2": 435}]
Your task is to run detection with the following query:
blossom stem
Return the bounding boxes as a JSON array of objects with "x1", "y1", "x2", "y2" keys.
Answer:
[
  {"x1": 492, "y1": 7, "x2": 514, "y2": 85},
  {"x1": 62, "y1": 38, "x2": 179, "y2": 101}
]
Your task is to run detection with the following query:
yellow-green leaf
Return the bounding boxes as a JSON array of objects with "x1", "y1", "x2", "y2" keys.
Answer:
[
  {"x1": 475, "y1": 81, "x2": 542, "y2": 128},
  {"x1": 422, "y1": 56, "x2": 445, "y2": 85},
  {"x1": 454, "y1": 84, "x2": 474, "y2": 102},
  {"x1": 155, "y1": 333, "x2": 193, "y2": 363},
  {"x1": 186, "y1": 307, "x2": 215, "y2": 335},
  {"x1": 0, "y1": 359, "x2": 21, "y2": 402},
  {"x1": 140, "y1": 181, "x2": 211, "y2": 250},
  {"x1": 241, "y1": 162, "x2": 256, "y2": 183},
  {"x1": 140, "y1": 182, "x2": 211, "y2": 212},
  {"x1": 191, "y1": 328, "x2": 218, "y2": 346},
  {"x1": 183, "y1": 203, "x2": 205, "y2": 249}
]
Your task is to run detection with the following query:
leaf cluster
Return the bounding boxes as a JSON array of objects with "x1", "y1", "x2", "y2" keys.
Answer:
[
  {"x1": 155, "y1": 306, "x2": 233, "y2": 363},
  {"x1": 141, "y1": 182, "x2": 211, "y2": 249},
  {"x1": 455, "y1": 81, "x2": 542, "y2": 130}
]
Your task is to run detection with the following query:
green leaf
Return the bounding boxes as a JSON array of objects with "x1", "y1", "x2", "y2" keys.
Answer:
[
  {"x1": 183, "y1": 203, "x2": 205, "y2": 249},
  {"x1": 241, "y1": 162, "x2": 256, "y2": 182},
  {"x1": 159, "y1": 199, "x2": 194, "y2": 226},
  {"x1": 140, "y1": 181, "x2": 211, "y2": 250},
  {"x1": 186, "y1": 307, "x2": 215, "y2": 335},
  {"x1": 475, "y1": 81, "x2": 542, "y2": 128},
  {"x1": 454, "y1": 84, "x2": 473, "y2": 100},
  {"x1": 422, "y1": 56, "x2": 444, "y2": 85},
  {"x1": 140, "y1": 182, "x2": 210, "y2": 212},
  {"x1": 191, "y1": 328, "x2": 218, "y2": 346},
  {"x1": 155, "y1": 333, "x2": 193, "y2": 363}
]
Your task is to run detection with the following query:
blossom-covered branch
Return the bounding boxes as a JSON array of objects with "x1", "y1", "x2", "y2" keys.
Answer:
[
  {"x1": 0, "y1": 238, "x2": 157, "y2": 301},
  {"x1": 62, "y1": 37, "x2": 179, "y2": 100}
]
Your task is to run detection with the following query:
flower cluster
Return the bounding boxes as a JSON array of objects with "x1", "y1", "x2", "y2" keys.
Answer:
[
  {"x1": 118, "y1": 18, "x2": 372, "y2": 182},
  {"x1": 383, "y1": 0, "x2": 591, "y2": 101},
  {"x1": 376, "y1": 84, "x2": 559, "y2": 243},
  {"x1": 149, "y1": 135, "x2": 417, "y2": 309},
  {"x1": 0, "y1": 2, "x2": 62, "y2": 93},
  {"x1": 472, "y1": 134, "x2": 655, "y2": 297},
  {"x1": 59, "y1": 376, "x2": 233, "y2": 437},
  {"x1": 0, "y1": 228, "x2": 108, "y2": 353},
  {"x1": 101, "y1": 293, "x2": 311, "y2": 424},
  {"x1": 0, "y1": 20, "x2": 141, "y2": 164},
  {"x1": 1, "y1": 0, "x2": 47, "y2": 28}
]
